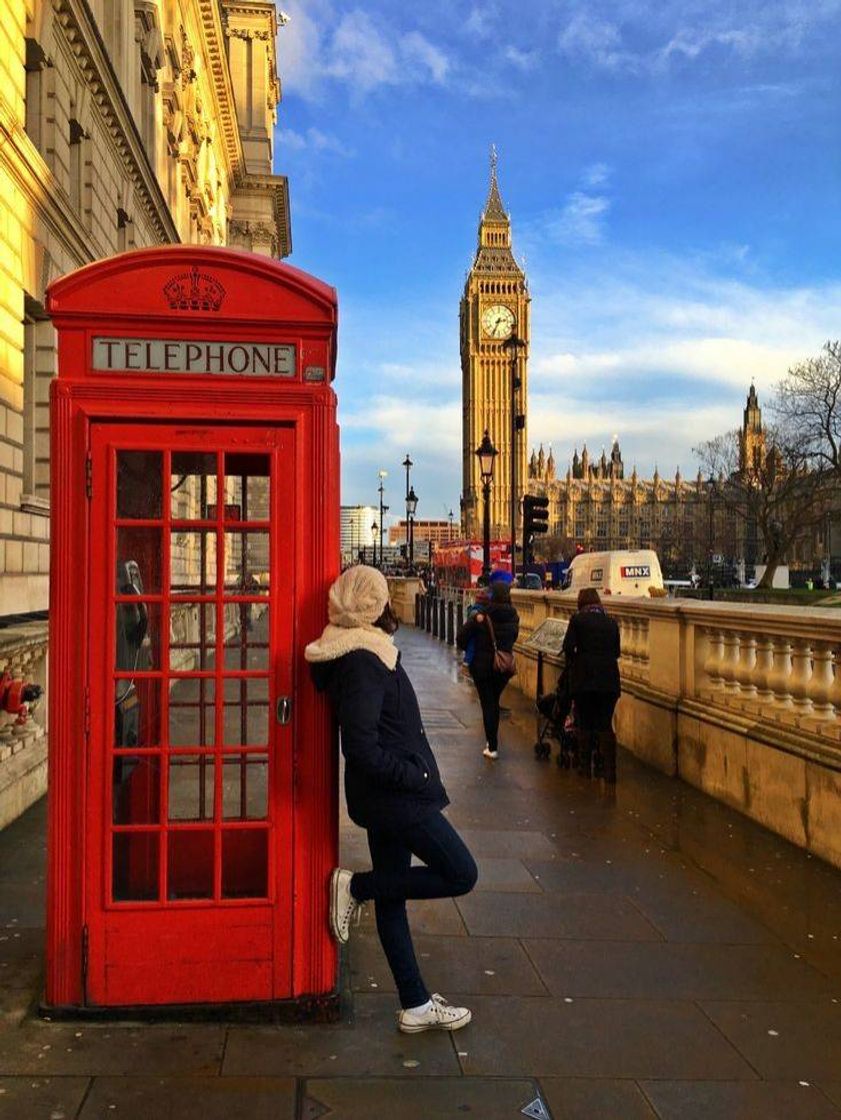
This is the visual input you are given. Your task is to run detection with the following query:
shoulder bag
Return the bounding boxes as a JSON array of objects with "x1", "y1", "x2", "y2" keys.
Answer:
[{"x1": 485, "y1": 612, "x2": 516, "y2": 678}]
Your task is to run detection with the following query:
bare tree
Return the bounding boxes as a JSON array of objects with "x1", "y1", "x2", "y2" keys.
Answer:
[
  {"x1": 774, "y1": 341, "x2": 841, "y2": 472},
  {"x1": 694, "y1": 426, "x2": 828, "y2": 589}
]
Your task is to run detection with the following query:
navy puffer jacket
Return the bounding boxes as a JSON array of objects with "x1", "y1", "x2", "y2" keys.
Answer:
[
  {"x1": 311, "y1": 649, "x2": 449, "y2": 831},
  {"x1": 456, "y1": 601, "x2": 520, "y2": 677}
]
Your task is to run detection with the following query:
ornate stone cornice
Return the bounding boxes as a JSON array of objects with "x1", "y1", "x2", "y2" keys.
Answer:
[
  {"x1": 197, "y1": 0, "x2": 245, "y2": 179},
  {"x1": 53, "y1": 0, "x2": 179, "y2": 243}
]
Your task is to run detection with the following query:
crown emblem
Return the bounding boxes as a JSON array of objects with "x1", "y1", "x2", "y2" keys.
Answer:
[{"x1": 163, "y1": 266, "x2": 226, "y2": 311}]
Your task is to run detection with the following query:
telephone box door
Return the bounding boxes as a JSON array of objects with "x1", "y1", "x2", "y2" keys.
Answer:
[{"x1": 85, "y1": 422, "x2": 294, "y2": 1006}]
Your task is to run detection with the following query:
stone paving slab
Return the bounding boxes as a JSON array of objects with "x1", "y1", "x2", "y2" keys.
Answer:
[
  {"x1": 357, "y1": 897, "x2": 468, "y2": 937},
  {"x1": 452, "y1": 995, "x2": 756, "y2": 1079},
  {"x1": 538, "y1": 1077, "x2": 658, "y2": 1119},
  {"x1": 78, "y1": 1076, "x2": 297, "y2": 1119},
  {"x1": 639, "y1": 1079, "x2": 841, "y2": 1119},
  {"x1": 473, "y1": 857, "x2": 541, "y2": 892},
  {"x1": 0, "y1": 1076, "x2": 90, "y2": 1120},
  {"x1": 222, "y1": 995, "x2": 461, "y2": 1079},
  {"x1": 523, "y1": 938, "x2": 836, "y2": 1000},
  {"x1": 699, "y1": 999, "x2": 841, "y2": 1080},
  {"x1": 456, "y1": 890, "x2": 663, "y2": 941},
  {"x1": 350, "y1": 932, "x2": 547, "y2": 997},
  {"x1": 0, "y1": 1024, "x2": 226, "y2": 1076},
  {"x1": 301, "y1": 1077, "x2": 540, "y2": 1119}
]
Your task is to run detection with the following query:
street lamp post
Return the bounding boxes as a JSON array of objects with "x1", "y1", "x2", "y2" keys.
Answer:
[
  {"x1": 503, "y1": 331, "x2": 526, "y2": 578},
  {"x1": 407, "y1": 486, "x2": 418, "y2": 568},
  {"x1": 371, "y1": 520, "x2": 378, "y2": 568},
  {"x1": 707, "y1": 476, "x2": 717, "y2": 601},
  {"x1": 377, "y1": 470, "x2": 388, "y2": 570},
  {"x1": 402, "y1": 454, "x2": 414, "y2": 569},
  {"x1": 476, "y1": 430, "x2": 498, "y2": 583},
  {"x1": 448, "y1": 508, "x2": 454, "y2": 541}
]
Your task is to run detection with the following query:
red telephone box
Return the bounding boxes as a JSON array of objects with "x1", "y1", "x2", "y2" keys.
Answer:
[{"x1": 45, "y1": 247, "x2": 339, "y2": 1010}]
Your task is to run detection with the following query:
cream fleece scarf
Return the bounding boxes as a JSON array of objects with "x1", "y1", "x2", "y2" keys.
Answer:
[{"x1": 304, "y1": 564, "x2": 399, "y2": 671}]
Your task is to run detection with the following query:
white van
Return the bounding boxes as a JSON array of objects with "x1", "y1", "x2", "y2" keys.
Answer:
[{"x1": 562, "y1": 550, "x2": 664, "y2": 598}]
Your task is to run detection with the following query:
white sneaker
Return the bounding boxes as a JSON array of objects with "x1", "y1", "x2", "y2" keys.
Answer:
[
  {"x1": 482, "y1": 746, "x2": 499, "y2": 760},
  {"x1": 398, "y1": 993, "x2": 472, "y2": 1033},
  {"x1": 330, "y1": 868, "x2": 358, "y2": 944}
]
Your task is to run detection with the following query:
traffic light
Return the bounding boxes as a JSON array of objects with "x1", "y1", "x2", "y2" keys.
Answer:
[{"x1": 523, "y1": 494, "x2": 550, "y2": 563}]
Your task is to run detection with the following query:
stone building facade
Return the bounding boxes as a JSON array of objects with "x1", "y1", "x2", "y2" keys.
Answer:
[{"x1": 0, "y1": 0, "x2": 290, "y2": 826}]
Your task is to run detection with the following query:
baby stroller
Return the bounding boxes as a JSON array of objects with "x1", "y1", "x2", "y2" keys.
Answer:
[{"x1": 534, "y1": 665, "x2": 577, "y2": 766}]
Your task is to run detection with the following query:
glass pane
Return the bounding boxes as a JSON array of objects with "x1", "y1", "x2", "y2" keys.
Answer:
[
  {"x1": 168, "y1": 830, "x2": 214, "y2": 900},
  {"x1": 114, "y1": 678, "x2": 161, "y2": 748},
  {"x1": 171, "y1": 530, "x2": 217, "y2": 596},
  {"x1": 222, "y1": 830, "x2": 268, "y2": 899},
  {"x1": 170, "y1": 601, "x2": 216, "y2": 672},
  {"x1": 222, "y1": 603, "x2": 270, "y2": 671},
  {"x1": 113, "y1": 832, "x2": 159, "y2": 902},
  {"x1": 117, "y1": 451, "x2": 162, "y2": 519},
  {"x1": 168, "y1": 677, "x2": 215, "y2": 747},
  {"x1": 223, "y1": 755, "x2": 268, "y2": 820},
  {"x1": 113, "y1": 756, "x2": 161, "y2": 824},
  {"x1": 224, "y1": 531, "x2": 270, "y2": 595},
  {"x1": 170, "y1": 452, "x2": 217, "y2": 521},
  {"x1": 115, "y1": 601, "x2": 161, "y2": 670},
  {"x1": 222, "y1": 680, "x2": 269, "y2": 747},
  {"x1": 168, "y1": 754, "x2": 215, "y2": 821},
  {"x1": 224, "y1": 453, "x2": 270, "y2": 520},
  {"x1": 116, "y1": 528, "x2": 162, "y2": 595}
]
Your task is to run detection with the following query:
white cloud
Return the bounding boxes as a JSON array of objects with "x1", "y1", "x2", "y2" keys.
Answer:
[
  {"x1": 465, "y1": 4, "x2": 499, "y2": 39},
  {"x1": 504, "y1": 46, "x2": 540, "y2": 70},
  {"x1": 401, "y1": 31, "x2": 451, "y2": 85},
  {"x1": 280, "y1": 127, "x2": 353, "y2": 157},
  {"x1": 557, "y1": 13, "x2": 636, "y2": 71},
  {"x1": 544, "y1": 192, "x2": 611, "y2": 245},
  {"x1": 582, "y1": 161, "x2": 611, "y2": 188}
]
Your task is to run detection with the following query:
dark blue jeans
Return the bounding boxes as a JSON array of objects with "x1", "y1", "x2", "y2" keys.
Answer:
[{"x1": 350, "y1": 811, "x2": 478, "y2": 1008}]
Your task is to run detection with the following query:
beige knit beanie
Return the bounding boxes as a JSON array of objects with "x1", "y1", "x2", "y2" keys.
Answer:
[{"x1": 328, "y1": 565, "x2": 390, "y2": 629}]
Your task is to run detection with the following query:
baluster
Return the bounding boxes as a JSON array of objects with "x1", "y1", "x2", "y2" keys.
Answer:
[
  {"x1": 789, "y1": 637, "x2": 814, "y2": 716},
  {"x1": 769, "y1": 637, "x2": 795, "y2": 711},
  {"x1": 720, "y1": 630, "x2": 742, "y2": 695},
  {"x1": 627, "y1": 618, "x2": 640, "y2": 666},
  {"x1": 703, "y1": 628, "x2": 725, "y2": 692},
  {"x1": 638, "y1": 619, "x2": 650, "y2": 666},
  {"x1": 753, "y1": 635, "x2": 774, "y2": 703},
  {"x1": 809, "y1": 641, "x2": 835, "y2": 721},
  {"x1": 736, "y1": 632, "x2": 758, "y2": 699}
]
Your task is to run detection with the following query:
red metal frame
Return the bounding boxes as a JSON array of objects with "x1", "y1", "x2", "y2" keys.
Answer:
[{"x1": 46, "y1": 248, "x2": 340, "y2": 1009}]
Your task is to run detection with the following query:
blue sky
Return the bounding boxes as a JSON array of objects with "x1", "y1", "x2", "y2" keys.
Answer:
[{"x1": 273, "y1": 0, "x2": 841, "y2": 521}]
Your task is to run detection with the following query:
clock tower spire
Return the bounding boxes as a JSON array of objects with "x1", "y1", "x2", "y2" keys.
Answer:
[{"x1": 460, "y1": 149, "x2": 530, "y2": 543}]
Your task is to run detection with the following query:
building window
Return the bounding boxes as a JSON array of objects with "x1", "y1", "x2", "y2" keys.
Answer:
[
  {"x1": 24, "y1": 37, "x2": 50, "y2": 153},
  {"x1": 23, "y1": 297, "x2": 55, "y2": 510}
]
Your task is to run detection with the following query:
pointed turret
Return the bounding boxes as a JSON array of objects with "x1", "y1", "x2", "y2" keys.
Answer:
[
  {"x1": 483, "y1": 145, "x2": 508, "y2": 221},
  {"x1": 529, "y1": 448, "x2": 538, "y2": 479},
  {"x1": 538, "y1": 443, "x2": 546, "y2": 476},
  {"x1": 546, "y1": 446, "x2": 556, "y2": 481},
  {"x1": 581, "y1": 444, "x2": 590, "y2": 477},
  {"x1": 471, "y1": 146, "x2": 521, "y2": 275},
  {"x1": 675, "y1": 465, "x2": 682, "y2": 487},
  {"x1": 572, "y1": 447, "x2": 580, "y2": 479}
]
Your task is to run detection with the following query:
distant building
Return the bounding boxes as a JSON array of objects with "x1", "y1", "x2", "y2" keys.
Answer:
[
  {"x1": 388, "y1": 519, "x2": 456, "y2": 548},
  {"x1": 341, "y1": 506, "x2": 379, "y2": 560}
]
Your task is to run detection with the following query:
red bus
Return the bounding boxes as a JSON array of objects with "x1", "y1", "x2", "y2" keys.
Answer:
[{"x1": 433, "y1": 540, "x2": 511, "y2": 588}]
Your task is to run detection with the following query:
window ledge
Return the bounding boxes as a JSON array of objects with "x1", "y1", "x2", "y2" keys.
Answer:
[{"x1": 20, "y1": 495, "x2": 50, "y2": 517}]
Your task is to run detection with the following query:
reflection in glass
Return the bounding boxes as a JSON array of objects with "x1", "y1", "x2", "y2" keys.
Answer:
[
  {"x1": 168, "y1": 677, "x2": 215, "y2": 747},
  {"x1": 170, "y1": 531, "x2": 217, "y2": 596},
  {"x1": 168, "y1": 754, "x2": 215, "y2": 821},
  {"x1": 223, "y1": 755, "x2": 268, "y2": 820},
  {"x1": 222, "y1": 678, "x2": 269, "y2": 747},
  {"x1": 222, "y1": 602, "x2": 270, "y2": 670},
  {"x1": 170, "y1": 452, "x2": 217, "y2": 521},
  {"x1": 115, "y1": 601, "x2": 161, "y2": 670},
  {"x1": 224, "y1": 531, "x2": 269, "y2": 595},
  {"x1": 168, "y1": 830, "x2": 214, "y2": 900},
  {"x1": 114, "y1": 678, "x2": 161, "y2": 749},
  {"x1": 222, "y1": 830, "x2": 268, "y2": 899},
  {"x1": 117, "y1": 451, "x2": 162, "y2": 519},
  {"x1": 169, "y1": 601, "x2": 216, "y2": 672},
  {"x1": 112, "y1": 756, "x2": 161, "y2": 824},
  {"x1": 116, "y1": 528, "x2": 162, "y2": 594},
  {"x1": 224, "y1": 453, "x2": 270, "y2": 521},
  {"x1": 113, "y1": 832, "x2": 159, "y2": 902}
]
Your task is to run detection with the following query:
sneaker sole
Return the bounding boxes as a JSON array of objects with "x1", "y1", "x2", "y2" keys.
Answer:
[
  {"x1": 330, "y1": 868, "x2": 349, "y2": 944},
  {"x1": 398, "y1": 1009, "x2": 472, "y2": 1033}
]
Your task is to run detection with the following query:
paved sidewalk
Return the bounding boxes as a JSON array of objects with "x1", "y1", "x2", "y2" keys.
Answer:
[{"x1": 1, "y1": 625, "x2": 841, "y2": 1118}]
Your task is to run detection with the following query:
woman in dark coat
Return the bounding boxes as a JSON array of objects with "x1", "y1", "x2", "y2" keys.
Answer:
[
  {"x1": 562, "y1": 588, "x2": 621, "y2": 781},
  {"x1": 306, "y1": 565, "x2": 477, "y2": 1034},
  {"x1": 456, "y1": 580, "x2": 520, "y2": 760}
]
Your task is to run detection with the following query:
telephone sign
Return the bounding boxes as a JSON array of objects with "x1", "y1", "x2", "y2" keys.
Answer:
[{"x1": 46, "y1": 248, "x2": 340, "y2": 1012}]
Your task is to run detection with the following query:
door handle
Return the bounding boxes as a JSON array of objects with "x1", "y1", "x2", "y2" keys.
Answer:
[{"x1": 276, "y1": 696, "x2": 292, "y2": 725}]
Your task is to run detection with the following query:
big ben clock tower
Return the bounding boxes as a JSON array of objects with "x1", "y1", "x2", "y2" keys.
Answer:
[{"x1": 460, "y1": 149, "x2": 530, "y2": 540}]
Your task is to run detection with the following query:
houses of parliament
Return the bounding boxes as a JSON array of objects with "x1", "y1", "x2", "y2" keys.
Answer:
[{"x1": 460, "y1": 157, "x2": 776, "y2": 573}]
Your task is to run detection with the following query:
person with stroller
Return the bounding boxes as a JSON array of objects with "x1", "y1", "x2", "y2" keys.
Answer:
[
  {"x1": 456, "y1": 580, "x2": 520, "y2": 760},
  {"x1": 562, "y1": 588, "x2": 621, "y2": 782},
  {"x1": 305, "y1": 565, "x2": 478, "y2": 1033}
]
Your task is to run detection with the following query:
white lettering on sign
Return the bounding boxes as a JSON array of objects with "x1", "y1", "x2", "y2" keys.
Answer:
[
  {"x1": 621, "y1": 565, "x2": 651, "y2": 579},
  {"x1": 590, "y1": 568, "x2": 604, "y2": 583},
  {"x1": 92, "y1": 337, "x2": 296, "y2": 377}
]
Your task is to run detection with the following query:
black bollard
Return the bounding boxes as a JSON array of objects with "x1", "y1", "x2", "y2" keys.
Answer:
[{"x1": 446, "y1": 601, "x2": 454, "y2": 645}]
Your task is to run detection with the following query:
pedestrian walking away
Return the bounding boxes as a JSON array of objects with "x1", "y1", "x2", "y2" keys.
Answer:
[
  {"x1": 456, "y1": 580, "x2": 519, "y2": 760},
  {"x1": 305, "y1": 565, "x2": 478, "y2": 1033},
  {"x1": 562, "y1": 588, "x2": 621, "y2": 782}
]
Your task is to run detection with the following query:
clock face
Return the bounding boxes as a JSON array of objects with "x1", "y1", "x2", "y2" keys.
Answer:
[{"x1": 481, "y1": 304, "x2": 515, "y2": 339}]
